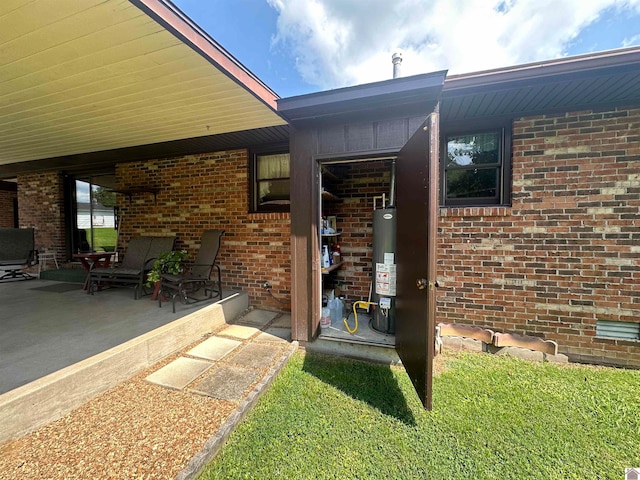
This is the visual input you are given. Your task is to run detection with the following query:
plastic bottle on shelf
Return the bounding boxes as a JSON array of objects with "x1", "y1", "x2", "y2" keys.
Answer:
[
  {"x1": 322, "y1": 245, "x2": 331, "y2": 268},
  {"x1": 331, "y1": 244, "x2": 342, "y2": 264}
]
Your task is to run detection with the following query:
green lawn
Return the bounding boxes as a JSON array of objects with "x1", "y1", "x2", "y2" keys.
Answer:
[
  {"x1": 199, "y1": 351, "x2": 640, "y2": 480},
  {"x1": 85, "y1": 228, "x2": 117, "y2": 251}
]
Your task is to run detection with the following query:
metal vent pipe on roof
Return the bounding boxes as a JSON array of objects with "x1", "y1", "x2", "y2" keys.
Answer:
[{"x1": 392, "y1": 52, "x2": 403, "y2": 78}]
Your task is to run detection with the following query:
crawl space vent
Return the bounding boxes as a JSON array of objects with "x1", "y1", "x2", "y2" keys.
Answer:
[{"x1": 595, "y1": 320, "x2": 640, "y2": 341}]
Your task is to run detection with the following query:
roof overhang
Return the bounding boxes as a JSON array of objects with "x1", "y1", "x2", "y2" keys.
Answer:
[
  {"x1": 0, "y1": 0, "x2": 287, "y2": 177},
  {"x1": 440, "y1": 46, "x2": 640, "y2": 122},
  {"x1": 278, "y1": 70, "x2": 447, "y2": 126}
]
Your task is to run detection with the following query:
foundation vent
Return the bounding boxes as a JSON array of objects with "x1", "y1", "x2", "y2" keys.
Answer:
[{"x1": 595, "y1": 320, "x2": 640, "y2": 341}]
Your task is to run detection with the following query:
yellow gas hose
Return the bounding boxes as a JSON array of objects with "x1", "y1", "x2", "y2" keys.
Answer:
[{"x1": 344, "y1": 301, "x2": 376, "y2": 334}]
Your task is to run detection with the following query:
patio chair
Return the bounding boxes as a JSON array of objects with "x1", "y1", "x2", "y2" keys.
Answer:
[
  {"x1": 159, "y1": 229, "x2": 224, "y2": 313},
  {"x1": 0, "y1": 228, "x2": 39, "y2": 282},
  {"x1": 88, "y1": 236, "x2": 175, "y2": 299}
]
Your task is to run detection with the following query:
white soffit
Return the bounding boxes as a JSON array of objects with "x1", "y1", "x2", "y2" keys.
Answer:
[{"x1": 0, "y1": 0, "x2": 286, "y2": 165}]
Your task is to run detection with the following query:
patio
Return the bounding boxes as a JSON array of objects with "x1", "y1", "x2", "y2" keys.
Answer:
[{"x1": 0, "y1": 277, "x2": 248, "y2": 443}]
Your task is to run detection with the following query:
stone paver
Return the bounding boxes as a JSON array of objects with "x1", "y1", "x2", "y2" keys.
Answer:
[
  {"x1": 544, "y1": 352, "x2": 569, "y2": 363},
  {"x1": 190, "y1": 365, "x2": 260, "y2": 401},
  {"x1": 271, "y1": 314, "x2": 291, "y2": 328},
  {"x1": 493, "y1": 346, "x2": 544, "y2": 362},
  {"x1": 229, "y1": 343, "x2": 281, "y2": 370},
  {"x1": 442, "y1": 336, "x2": 485, "y2": 352},
  {"x1": 145, "y1": 357, "x2": 213, "y2": 390},
  {"x1": 187, "y1": 336, "x2": 242, "y2": 361},
  {"x1": 256, "y1": 327, "x2": 291, "y2": 343},
  {"x1": 236, "y1": 309, "x2": 278, "y2": 327},
  {"x1": 217, "y1": 324, "x2": 260, "y2": 339}
]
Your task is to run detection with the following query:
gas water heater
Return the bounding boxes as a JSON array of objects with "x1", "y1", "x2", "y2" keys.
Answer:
[{"x1": 371, "y1": 161, "x2": 397, "y2": 334}]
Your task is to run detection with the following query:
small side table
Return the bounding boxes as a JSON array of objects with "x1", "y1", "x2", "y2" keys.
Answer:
[
  {"x1": 73, "y1": 252, "x2": 115, "y2": 290},
  {"x1": 38, "y1": 249, "x2": 60, "y2": 278}
]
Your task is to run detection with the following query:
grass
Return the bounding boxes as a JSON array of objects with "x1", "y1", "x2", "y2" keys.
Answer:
[
  {"x1": 85, "y1": 228, "x2": 117, "y2": 251},
  {"x1": 198, "y1": 351, "x2": 640, "y2": 480}
]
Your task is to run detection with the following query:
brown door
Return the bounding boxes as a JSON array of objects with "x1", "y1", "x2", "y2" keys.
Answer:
[{"x1": 394, "y1": 109, "x2": 439, "y2": 410}]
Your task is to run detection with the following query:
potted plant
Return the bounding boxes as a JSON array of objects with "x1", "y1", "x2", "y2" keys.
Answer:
[{"x1": 147, "y1": 249, "x2": 189, "y2": 300}]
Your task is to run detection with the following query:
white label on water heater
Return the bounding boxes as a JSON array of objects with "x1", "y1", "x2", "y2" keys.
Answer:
[
  {"x1": 383, "y1": 252, "x2": 395, "y2": 265},
  {"x1": 376, "y1": 263, "x2": 397, "y2": 296},
  {"x1": 383, "y1": 213, "x2": 393, "y2": 220}
]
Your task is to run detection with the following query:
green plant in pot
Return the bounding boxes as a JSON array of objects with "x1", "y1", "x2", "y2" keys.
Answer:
[{"x1": 146, "y1": 249, "x2": 189, "y2": 287}]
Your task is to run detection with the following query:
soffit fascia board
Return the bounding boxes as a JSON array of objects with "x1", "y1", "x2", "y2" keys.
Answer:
[
  {"x1": 0, "y1": 0, "x2": 286, "y2": 167},
  {"x1": 131, "y1": 0, "x2": 281, "y2": 112},
  {"x1": 442, "y1": 47, "x2": 640, "y2": 97},
  {"x1": 439, "y1": 47, "x2": 640, "y2": 121},
  {"x1": 0, "y1": 125, "x2": 290, "y2": 179},
  {"x1": 277, "y1": 70, "x2": 447, "y2": 125}
]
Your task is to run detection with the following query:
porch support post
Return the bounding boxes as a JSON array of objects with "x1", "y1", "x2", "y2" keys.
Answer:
[{"x1": 290, "y1": 127, "x2": 320, "y2": 342}]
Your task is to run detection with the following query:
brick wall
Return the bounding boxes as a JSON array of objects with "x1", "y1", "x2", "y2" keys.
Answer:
[
  {"x1": 0, "y1": 189, "x2": 17, "y2": 228},
  {"x1": 16, "y1": 172, "x2": 66, "y2": 263},
  {"x1": 116, "y1": 150, "x2": 291, "y2": 310},
  {"x1": 438, "y1": 107, "x2": 640, "y2": 366}
]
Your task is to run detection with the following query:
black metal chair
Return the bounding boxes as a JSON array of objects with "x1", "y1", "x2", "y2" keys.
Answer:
[
  {"x1": 159, "y1": 229, "x2": 224, "y2": 313},
  {"x1": 89, "y1": 236, "x2": 175, "y2": 299},
  {"x1": 0, "y1": 228, "x2": 38, "y2": 282}
]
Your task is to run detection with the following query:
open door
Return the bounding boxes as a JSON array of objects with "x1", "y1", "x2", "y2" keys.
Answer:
[{"x1": 394, "y1": 108, "x2": 439, "y2": 410}]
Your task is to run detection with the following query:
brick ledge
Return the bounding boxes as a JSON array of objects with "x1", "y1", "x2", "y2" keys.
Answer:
[{"x1": 439, "y1": 206, "x2": 509, "y2": 218}]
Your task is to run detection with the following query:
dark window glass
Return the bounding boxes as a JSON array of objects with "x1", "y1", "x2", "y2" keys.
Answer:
[
  {"x1": 443, "y1": 130, "x2": 507, "y2": 206},
  {"x1": 446, "y1": 168, "x2": 499, "y2": 199},
  {"x1": 447, "y1": 132, "x2": 499, "y2": 167},
  {"x1": 252, "y1": 151, "x2": 290, "y2": 212}
]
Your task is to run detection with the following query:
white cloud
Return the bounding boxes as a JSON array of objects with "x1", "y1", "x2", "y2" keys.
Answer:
[
  {"x1": 267, "y1": 0, "x2": 640, "y2": 90},
  {"x1": 623, "y1": 33, "x2": 640, "y2": 46}
]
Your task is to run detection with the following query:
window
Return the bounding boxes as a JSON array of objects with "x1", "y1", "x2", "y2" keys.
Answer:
[
  {"x1": 441, "y1": 126, "x2": 511, "y2": 206},
  {"x1": 251, "y1": 148, "x2": 290, "y2": 212},
  {"x1": 72, "y1": 178, "x2": 117, "y2": 253}
]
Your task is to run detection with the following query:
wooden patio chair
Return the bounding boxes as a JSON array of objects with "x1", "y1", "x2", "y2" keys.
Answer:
[
  {"x1": 89, "y1": 236, "x2": 175, "y2": 299},
  {"x1": 0, "y1": 228, "x2": 38, "y2": 282},
  {"x1": 158, "y1": 229, "x2": 224, "y2": 313}
]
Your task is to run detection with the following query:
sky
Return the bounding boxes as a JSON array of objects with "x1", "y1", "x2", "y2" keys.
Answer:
[{"x1": 170, "y1": 0, "x2": 640, "y2": 98}]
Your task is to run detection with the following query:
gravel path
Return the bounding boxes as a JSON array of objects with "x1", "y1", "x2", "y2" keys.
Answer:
[{"x1": 0, "y1": 319, "x2": 291, "y2": 480}]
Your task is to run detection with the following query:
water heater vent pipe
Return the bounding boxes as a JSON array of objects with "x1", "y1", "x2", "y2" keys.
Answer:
[
  {"x1": 388, "y1": 160, "x2": 396, "y2": 208},
  {"x1": 392, "y1": 52, "x2": 403, "y2": 79}
]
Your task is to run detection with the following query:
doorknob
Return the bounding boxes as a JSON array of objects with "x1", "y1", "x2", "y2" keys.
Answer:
[{"x1": 417, "y1": 278, "x2": 440, "y2": 290}]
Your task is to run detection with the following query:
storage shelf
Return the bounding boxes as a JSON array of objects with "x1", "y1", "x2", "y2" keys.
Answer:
[
  {"x1": 114, "y1": 187, "x2": 160, "y2": 204},
  {"x1": 321, "y1": 232, "x2": 341, "y2": 237},
  {"x1": 321, "y1": 165, "x2": 340, "y2": 182},
  {"x1": 321, "y1": 261, "x2": 343, "y2": 275},
  {"x1": 321, "y1": 190, "x2": 340, "y2": 202}
]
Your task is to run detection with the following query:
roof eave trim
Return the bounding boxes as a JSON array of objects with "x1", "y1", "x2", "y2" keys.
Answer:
[
  {"x1": 277, "y1": 70, "x2": 447, "y2": 123},
  {"x1": 443, "y1": 46, "x2": 640, "y2": 94},
  {"x1": 131, "y1": 0, "x2": 282, "y2": 113}
]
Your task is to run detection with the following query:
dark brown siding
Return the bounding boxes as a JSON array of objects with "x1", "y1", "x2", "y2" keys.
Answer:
[{"x1": 290, "y1": 115, "x2": 429, "y2": 342}]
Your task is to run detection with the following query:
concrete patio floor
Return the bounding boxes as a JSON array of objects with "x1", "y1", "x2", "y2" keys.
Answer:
[
  {"x1": 0, "y1": 278, "x2": 244, "y2": 395},
  {"x1": 0, "y1": 278, "x2": 250, "y2": 444}
]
